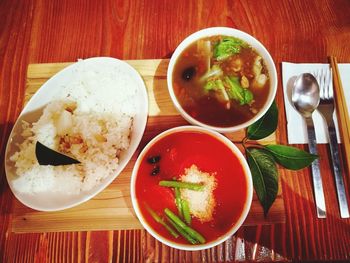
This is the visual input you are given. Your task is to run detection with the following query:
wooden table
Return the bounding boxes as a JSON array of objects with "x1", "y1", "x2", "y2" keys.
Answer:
[{"x1": 1, "y1": 0, "x2": 349, "y2": 261}]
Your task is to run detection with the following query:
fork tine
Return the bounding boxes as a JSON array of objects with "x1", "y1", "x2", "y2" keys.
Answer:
[
  {"x1": 313, "y1": 69, "x2": 320, "y2": 87},
  {"x1": 321, "y1": 68, "x2": 326, "y2": 100},
  {"x1": 328, "y1": 68, "x2": 333, "y2": 99},
  {"x1": 317, "y1": 69, "x2": 325, "y2": 99},
  {"x1": 324, "y1": 68, "x2": 328, "y2": 100}
]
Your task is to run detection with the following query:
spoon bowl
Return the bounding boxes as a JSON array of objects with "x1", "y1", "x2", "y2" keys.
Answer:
[{"x1": 292, "y1": 73, "x2": 320, "y2": 117}]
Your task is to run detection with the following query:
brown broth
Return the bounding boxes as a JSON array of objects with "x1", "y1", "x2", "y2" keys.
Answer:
[{"x1": 172, "y1": 36, "x2": 270, "y2": 127}]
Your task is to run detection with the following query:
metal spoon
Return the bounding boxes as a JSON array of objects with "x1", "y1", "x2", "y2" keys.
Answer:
[{"x1": 292, "y1": 73, "x2": 326, "y2": 218}]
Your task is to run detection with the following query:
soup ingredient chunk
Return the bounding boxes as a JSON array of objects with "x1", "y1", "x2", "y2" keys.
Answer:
[
  {"x1": 146, "y1": 155, "x2": 161, "y2": 175},
  {"x1": 145, "y1": 204, "x2": 179, "y2": 238},
  {"x1": 159, "y1": 180, "x2": 205, "y2": 191},
  {"x1": 165, "y1": 208, "x2": 206, "y2": 244},
  {"x1": 147, "y1": 155, "x2": 161, "y2": 164},
  {"x1": 182, "y1": 67, "x2": 196, "y2": 81},
  {"x1": 213, "y1": 37, "x2": 246, "y2": 61},
  {"x1": 180, "y1": 165, "x2": 217, "y2": 223}
]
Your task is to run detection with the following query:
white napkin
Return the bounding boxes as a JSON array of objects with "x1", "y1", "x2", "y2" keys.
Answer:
[{"x1": 282, "y1": 62, "x2": 350, "y2": 144}]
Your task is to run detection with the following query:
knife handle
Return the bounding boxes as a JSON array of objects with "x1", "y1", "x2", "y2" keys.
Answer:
[
  {"x1": 328, "y1": 125, "x2": 350, "y2": 218},
  {"x1": 306, "y1": 117, "x2": 327, "y2": 218}
]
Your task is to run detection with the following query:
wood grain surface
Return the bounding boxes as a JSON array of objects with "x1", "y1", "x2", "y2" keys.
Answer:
[
  {"x1": 1, "y1": 0, "x2": 350, "y2": 262},
  {"x1": 9, "y1": 60, "x2": 282, "y2": 233}
]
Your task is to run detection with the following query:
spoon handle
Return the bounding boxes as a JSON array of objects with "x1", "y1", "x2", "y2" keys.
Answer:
[{"x1": 306, "y1": 117, "x2": 327, "y2": 218}]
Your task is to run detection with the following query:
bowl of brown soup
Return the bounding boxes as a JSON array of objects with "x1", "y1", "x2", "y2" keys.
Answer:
[{"x1": 167, "y1": 27, "x2": 277, "y2": 133}]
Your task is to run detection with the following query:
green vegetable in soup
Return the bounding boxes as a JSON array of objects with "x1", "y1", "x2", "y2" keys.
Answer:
[
  {"x1": 159, "y1": 180, "x2": 205, "y2": 191},
  {"x1": 213, "y1": 37, "x2": 245, "y2": 61},
  {"x1": 166, "y1": 215, "x2": 198, "y2": 244},
  {"x1": 182, "y1": 199, "x2": 192, "y2": 225},
  {"x1": 164, "y1": 208, "x2": 206, "y2": 244},
  {"x1": 224, "y1": 76, "x2": 253, "y2": 105},
  {"x1": 145, "y1": 204, "x2": 179, "y2": 238},
  {"x1": 200, "y1": 65, "x2": 223, "y2": 82},
  {"x1": 204, "y1": 79, "x2": 230, "y2": 104},
  {"x1": 174, "y1": 187, "x2": 184, "y2": 218}
]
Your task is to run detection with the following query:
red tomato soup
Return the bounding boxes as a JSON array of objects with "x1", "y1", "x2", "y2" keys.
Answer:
[{"x1": 135, "y1": 131, "x2": 248, "y2": 245}]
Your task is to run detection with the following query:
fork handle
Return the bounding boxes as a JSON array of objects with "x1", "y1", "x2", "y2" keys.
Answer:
[
  {"x1": 306, "y1": 117, "x2": 327, "y2": 218},
  {"x1": 328, "y1": 125, "x2": 350, "y2": 218}
]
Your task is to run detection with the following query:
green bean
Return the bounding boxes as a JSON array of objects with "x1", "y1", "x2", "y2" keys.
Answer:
[
  {"x1": 164, "y1": 208, "x2": 206, "y2": 244},
  {"x1": 159, "y1": 180, "x2": 204, "y2": 191},
  {"x1": 166, "y1": 215, "x2": 198, "y2": 244},
  {"x1": 174, "y1": 187, "x2": 183, "y2": 218},
  {"x1": 145, "y1": 204, "x2": 179, "y2": 238},
  {"x1": 182, "y1": 199, "x2": 191, "y2": 225}
]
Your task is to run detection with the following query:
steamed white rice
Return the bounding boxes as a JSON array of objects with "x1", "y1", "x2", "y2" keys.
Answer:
[{"x1": 10, "y1": 60, "x2": 139, "y2": 194}]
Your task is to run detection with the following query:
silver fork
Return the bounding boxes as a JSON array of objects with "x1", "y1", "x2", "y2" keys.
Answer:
[{"x1": 315, "y1": 68, "x2": 350, "y2": 218}]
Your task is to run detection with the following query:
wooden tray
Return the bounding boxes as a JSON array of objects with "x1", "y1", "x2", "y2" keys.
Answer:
[{"x1": 10, "y1": 59, "x2": 285, "y2": 233}]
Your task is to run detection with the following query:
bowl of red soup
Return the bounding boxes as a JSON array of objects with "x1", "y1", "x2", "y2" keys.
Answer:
[
  {"x1": 167, "y1": 27, "x2": 277, "y2": 133},
  {"x1": 130, "y1": 126, "x2": 253, "y2": 250}
]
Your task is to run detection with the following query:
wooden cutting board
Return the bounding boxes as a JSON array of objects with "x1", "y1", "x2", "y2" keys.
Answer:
[{"x1": 10, "y1": 59, "x2": 285, "y2": 233}]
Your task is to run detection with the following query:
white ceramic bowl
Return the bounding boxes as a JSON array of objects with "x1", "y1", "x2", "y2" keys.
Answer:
[
  {"x1": 130, "y1": 126, "x2": 253, "y2": 250},
  {"x1": 5, "y1": 57, "x2": 148, "y2": 211},
  {"x1": 167, "y1": 27, "x2": 277, "y2": 133}
]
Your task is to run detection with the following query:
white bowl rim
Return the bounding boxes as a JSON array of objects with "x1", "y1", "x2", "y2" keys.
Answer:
[
  {"x1": 130, "y1": 125, "x2": 253, "y2": 251},
  {"x1": 167, "y1": 27, "x2": 277, "y2": 133}
]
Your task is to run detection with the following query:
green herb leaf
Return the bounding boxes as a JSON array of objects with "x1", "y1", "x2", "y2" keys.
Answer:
[
  {"x1": 224, "y1": 76, "x2": 253, "y2": 105},
  {"x1": 213, "y1": 37, "x2": 245, "y2": 61},
  {"x1": 246, "y1": 147, "x2": 278, "y2": 216},
  {"x1": 264, "y1": 144, "x2": 318, "y2": 170},
  {"x1": 247, "y1": 100, "x2": 278, "y2": 140}
]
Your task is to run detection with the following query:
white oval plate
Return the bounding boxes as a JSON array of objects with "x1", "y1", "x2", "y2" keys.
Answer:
[{"x1": 5, "y1": 57, "x2": 148, "y2": 211}]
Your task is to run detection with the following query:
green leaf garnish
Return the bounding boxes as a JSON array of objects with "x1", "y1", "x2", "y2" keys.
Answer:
[
  {"x1": 264, "y1": 144, "x2": 318, "y2": 170},
  {"x1": 247, "y1": 100, "x2": 278, "y2": 140},
  {"x1": 213, "y1": 37, "x2": 245, "y2": 61},
  {"x1": 224, "y1": 76, "x2": 253, "y2": 105},
  {"x1": 246, "y1": 147, "x2": 278, "y2": 216}
]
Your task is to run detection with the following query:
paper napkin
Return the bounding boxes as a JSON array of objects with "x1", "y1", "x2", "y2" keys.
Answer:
[{"x1": 282, "y1": 62, "x2": 350, "y2": 144}]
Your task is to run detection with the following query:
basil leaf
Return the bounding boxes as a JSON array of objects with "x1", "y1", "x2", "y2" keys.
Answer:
[
  {"x1": 247, "y1": 100, "x2": 278, "y2": 140},
  {"x1": 246, "y1": 147, "x2": 278, "y2": 216},
  {"x1": 264, "y1": 144, "x2": 318, "y2": 170}
]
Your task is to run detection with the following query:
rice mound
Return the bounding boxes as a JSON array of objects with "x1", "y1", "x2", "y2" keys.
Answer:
[{"x1": 10, "y1": 60, "x2": 138, "y2": 194}]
